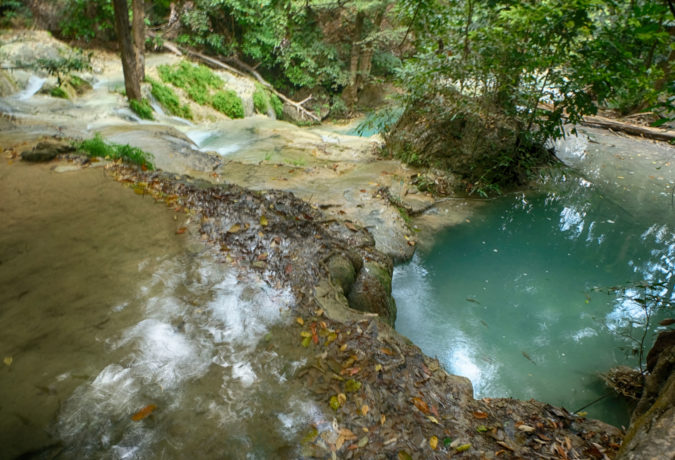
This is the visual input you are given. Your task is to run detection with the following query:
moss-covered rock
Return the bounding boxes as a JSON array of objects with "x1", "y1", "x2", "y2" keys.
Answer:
[
  {"x1": 327, "y1": 253, "x2": 356, "y2": 296},
  {"x1": 347, "y1": 259, "x2": 397, "y2": 326},
  {"x1": 618, "y1": 330, "x2": 675, "y2": 460},
  {"x1": 0, "y1": 69, "x2": 17, "y2": 97}
]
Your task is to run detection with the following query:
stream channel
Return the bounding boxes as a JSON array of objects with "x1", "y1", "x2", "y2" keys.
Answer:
[
  {"x1": 394, "y1": 128, "x2": 675, "y2": 428},
  {"x1": 1, "y1": 58, "x2": 673, "y2": 455}
]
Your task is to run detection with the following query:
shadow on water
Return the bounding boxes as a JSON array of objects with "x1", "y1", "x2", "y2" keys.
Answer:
[{"x1": 394, "y1": 131, "x2": 675, "y2": 427}]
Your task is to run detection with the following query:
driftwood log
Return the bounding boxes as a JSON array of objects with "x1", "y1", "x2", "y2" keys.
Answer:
[{"x1": 580, "y1": 115, "x2": 675, "y2": 143}]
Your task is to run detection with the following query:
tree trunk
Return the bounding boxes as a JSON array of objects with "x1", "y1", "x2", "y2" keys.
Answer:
[
  {"x1": 112, "y1": 0, "x2": 142, "y2": 101},
  {"x1": 132, "y1": 0, "x2": 145, "y2": 81},
  {"x1": 342, "y1": 11, "x2": 364, "y2": 109}
]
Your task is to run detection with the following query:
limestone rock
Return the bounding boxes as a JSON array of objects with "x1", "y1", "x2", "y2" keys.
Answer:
[
  {"x1": 347, "y1": 259, "x2": 397, "y2": 326},
  {"x1": 326, "y1": 253, "x2": 356, "y2": 295},
  {"x1": 21, "y1": 140, "x2": 75, "y2": 162}
]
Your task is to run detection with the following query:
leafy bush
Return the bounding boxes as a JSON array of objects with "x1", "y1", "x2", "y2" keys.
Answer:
[
  {"x1": 129, "y1": 98, "x2": 154, "y2": 120},
  {"x1": 78, "y1": 133, "x2": 155, "y2": 169},
  {"x1": 60, "y1": 0, "x2": 114, "y2": 41},
  {"x1": 158, "y1": 61, "x2": 226, "y2": 106},
  {"x1": 211, "y1": 90, "x2": 244, "y2": 118},
  {"x1": 36, "y1": 49, "x2": 92, "y2": 86},
  {"x1": 253, "y1": 85, "x2": 270, "y2": 114},
  {"x1": 148, "y1": 77, "x2": 193, "y2": 119},
  {"x1": 270, "y1": 93, "x2": 283, "y2": 119}
]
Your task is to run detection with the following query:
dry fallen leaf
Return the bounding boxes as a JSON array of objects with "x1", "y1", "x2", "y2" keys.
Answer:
[
  {"x1": 131, "y1": 404, "x2": 157, "y2": 421},
  {"x1": 175, "y1": 227, "x2": 187, "y2": 234},
  {"x1": 296, "y1": 317, "x2": 304, "y2": 326},
  {"x1": 429, "y1": 436, "x2": 438, "y2": 450}
]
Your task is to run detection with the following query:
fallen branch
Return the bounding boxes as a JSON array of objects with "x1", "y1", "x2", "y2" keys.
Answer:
[
  {"x1": 157, "y1": 38, "x2": 320, "y2": 122},
  {"x1": 580, "y1": 115, "x2": 675, "y2": 142}
]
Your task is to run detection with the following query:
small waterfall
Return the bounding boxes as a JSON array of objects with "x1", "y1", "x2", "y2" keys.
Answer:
[{"x1": 14, "y1": 75, "x2": 47, "y2": 100}]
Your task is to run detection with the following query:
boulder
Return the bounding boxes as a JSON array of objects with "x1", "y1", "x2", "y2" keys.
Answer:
[
  {"x1": 347, "y1": 258, "x2": 397, "y2": 326},
  {"x1": 21, "y1": 140, "x2": 75, "y2": 162}
]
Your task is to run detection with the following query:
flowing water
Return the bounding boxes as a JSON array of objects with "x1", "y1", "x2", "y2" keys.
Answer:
[
  {"x1": 0, "y1": 162, "x2": 320, "y2": 458},
  {"x1": 394, "y1": 129, "x2": 675, "y2": 427}
]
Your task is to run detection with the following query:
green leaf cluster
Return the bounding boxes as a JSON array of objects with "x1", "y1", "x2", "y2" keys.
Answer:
[
  {"x1": 78, "y1": 133, "x2": 155, "y2": 169},
  {"x1": 389, "y1": 0, "x2": 674, "y2": 194},
  {"x1": 211, "y1": 90, "x2": 244, "y2": 118},
  {"x1": 129, "y1": 98, "x2": 155, "y2": 120},
  {"x1": 148, "y1": 77, "x2": 193, "y2": 119},
  {"x1": 158, "y1": 61, "x2": 244, "y2": 118}
]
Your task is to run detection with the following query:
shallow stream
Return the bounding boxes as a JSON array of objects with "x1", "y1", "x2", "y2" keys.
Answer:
[
  {"x1": 394, "y1": 129, "x2": 675, "y2": 427},
  {"x1": 0, "y1": 162, "x2": 318, "y2": 458}
]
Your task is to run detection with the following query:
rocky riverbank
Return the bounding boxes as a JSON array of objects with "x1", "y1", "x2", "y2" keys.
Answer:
[{"x1": 2, "y1": 28, "x2": 673, "y2": 459}]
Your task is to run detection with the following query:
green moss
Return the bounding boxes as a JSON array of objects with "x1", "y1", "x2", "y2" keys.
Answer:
[
  {"x1": 253, "y1": 85, "x2": 270, "y2": 114},
  {"x1": 211, "y1": 90, "x2": 244, "y2": 118},
  {"x1": 78, "y1": 133, "x2": 154, "y2": 169},
  {"x1": 68, "y1": 75, "x2": 91, "y2": 93},
  {"x1": 270, "y1": 93, "x2": 283, "y2": 119},
  {"x1": 50, "y1": 86, "x2": 69, "y2": 99},
  {"x1": 129, "y1": 98, "x2": 154, "y2": 120},
  {"x1": 148, "y1": 77, "x2": 192, "y2": 119}
]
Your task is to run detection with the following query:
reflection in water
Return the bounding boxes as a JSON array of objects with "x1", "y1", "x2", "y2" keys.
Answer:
[{"x1": 394, "y1": 173, "x2": 674, "y2": 427}]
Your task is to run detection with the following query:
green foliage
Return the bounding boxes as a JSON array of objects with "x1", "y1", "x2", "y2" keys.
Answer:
[
  {"x1": 60, "y1": 0, "x2": 115, "y2": 41},
  {"x1": 158, "y1": 61, "x2": 223, "y2": 105},
  {"x1": 36, "y1": 49, "x2": 92, "y2": 86},
  {"x1": 252, "y1": 85, "x2": 270, "y2": 114},
  {"x1": 391, "y1": 0, "x2": 674, "y2": 194},
  {"x1": 50, "y1": 87, "x2": 69, "y2": 99},
  {"x1": 129, "y1": 98, "x2": 155, "y2": 120},
  {"x1": 1, "y1": 0, "x2": 32, "y2": 26},
  {"x1": 78, "y1": 133, "x2": 155, "y2": 169},
  {"x1": 211, "y1": 90, "x2": 244, "y2": 118},
  {"x1": 270, "y1": 93, "x2": 283, "y2": 118},
  {"x1": 148, "y1": 77, "x2": 193, "y2": 119}
]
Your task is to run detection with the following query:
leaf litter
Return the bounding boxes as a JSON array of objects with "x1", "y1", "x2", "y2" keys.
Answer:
[{"x1": 94, "y1": 162, "x2": 624, "y2": 458}]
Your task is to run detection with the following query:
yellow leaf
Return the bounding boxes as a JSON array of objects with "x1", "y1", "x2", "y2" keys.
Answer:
[
  {"x1": 375, "y1": 364, "x2": 382, "y2": 372},
  {"x1": 300, "y1": 331, "x2": 312, "y2": 338},
  {"x1": 380, "y1": 414, "x2": 386, "y2": 425},
  {"x1": 296, "y1": 317, "x2": 304, "y2": 326},
  {"x1": 338, "y1": 393, "x2": 347, "y2": 405},
  {"x1": 427, "y1": 416, "x2": 439, "y2": 424},
  {"x1": 3, "y1": 356, "x2": 12, "y2": 366},
  {"x1": 361, "y1": 405, "x2": 369, "y2": 416},
  {"x1": 228, "y1": 223, "x2": 242, "y2": 233},
  {"x1": 340, "y1": 344, "x2": 347, "y2": 351},
  {"x1": 260, "y1": 215, "x2": 268, "y2": 226},
  {"x1": 429, "y1": 436, "x2": 438, "y2": 450}
]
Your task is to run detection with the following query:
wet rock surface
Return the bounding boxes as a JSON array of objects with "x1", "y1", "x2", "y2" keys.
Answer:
[
  {"x1": 95, "y1": 161, "x2": 624, "y2": 459},
  {"x1": 618, "y1": 331, "x2": 675, "y2": 460}
]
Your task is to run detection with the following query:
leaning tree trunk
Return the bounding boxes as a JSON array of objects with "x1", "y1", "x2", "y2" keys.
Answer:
[
  {"x1": 112, "y1": 0, "x2": 142, "y2": 101},
  {"x1": 132, "y1": 0, "x2": 145, "y2": 81}
]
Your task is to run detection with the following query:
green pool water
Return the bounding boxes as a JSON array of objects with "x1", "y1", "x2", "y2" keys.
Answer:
[{"x1": 394, "y1": 168, "x2": 674, "y2": 427}]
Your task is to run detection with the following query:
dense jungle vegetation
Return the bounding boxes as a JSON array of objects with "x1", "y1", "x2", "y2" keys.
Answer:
[{"x1": 4, "y1": 0, "x2": 674, "y2": 193}]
